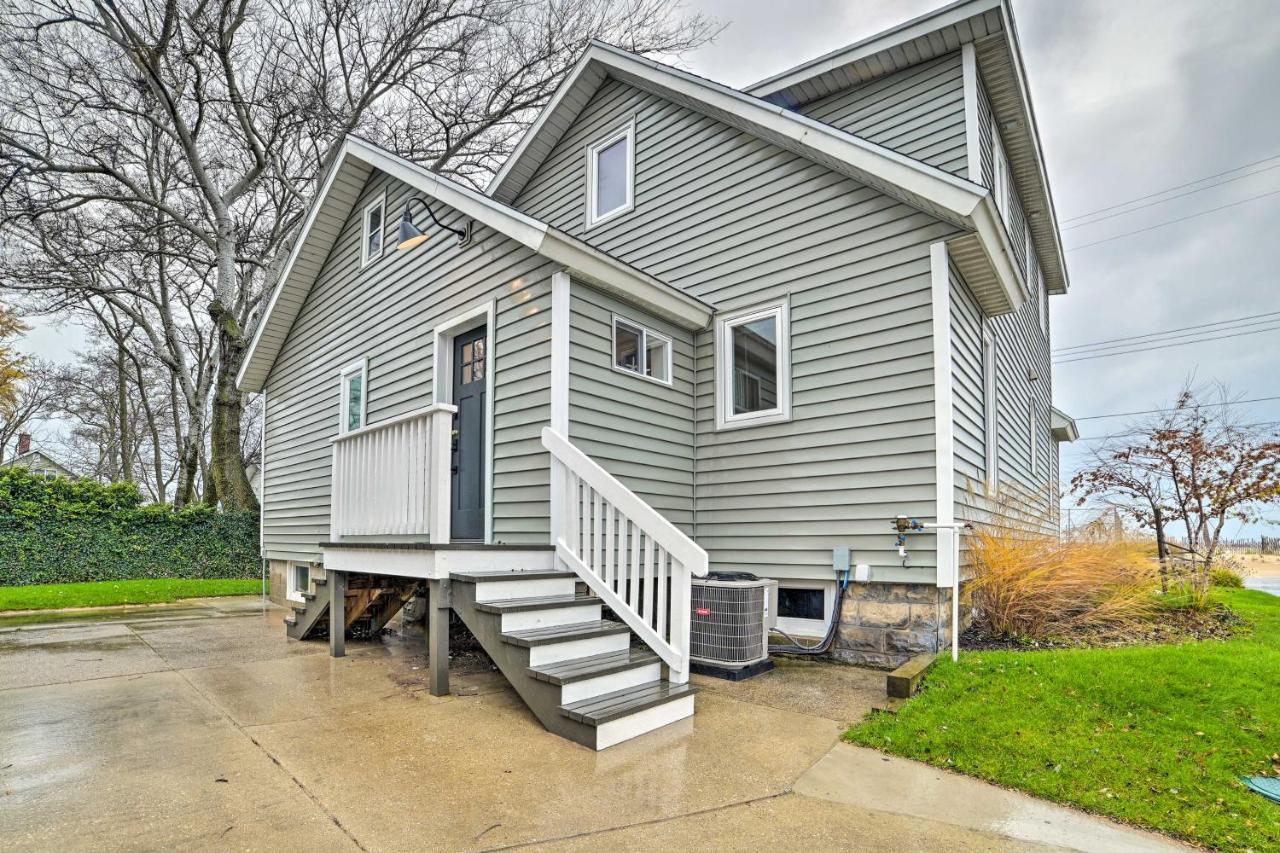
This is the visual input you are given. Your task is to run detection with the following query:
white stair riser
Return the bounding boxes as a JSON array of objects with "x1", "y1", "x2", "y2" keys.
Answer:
[
  {"x1": 474, "y1": 577, "x2": 576, "y2": 603},
  {"x1": 559, "y1": 662, "x2": 663, "y2": 705},
  {"x1": 594, "y1": 694, "x2": 696, "y2": 750},
  {"x1": 500, "y1": 603, "x2": 602, "y2": 632},
  {"x1": 526, "y1": 632, "x2": 630, "y2": 666}
]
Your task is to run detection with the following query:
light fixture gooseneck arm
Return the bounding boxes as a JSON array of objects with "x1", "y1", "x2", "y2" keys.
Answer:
[{"x1": 406, "y1": 196, "x2": 468, "y2": 241}]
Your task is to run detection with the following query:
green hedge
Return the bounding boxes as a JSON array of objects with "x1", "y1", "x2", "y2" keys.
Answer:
[{"x1": 0, "y1": 467, "x2": 259, "y2": 586}]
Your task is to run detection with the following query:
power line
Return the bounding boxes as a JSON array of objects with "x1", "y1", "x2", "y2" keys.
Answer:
[
  {"x1": 1060, "y1": 152, "x2": 1280, "y2": 223},
  {"x1": 1074, "y1": 395, "x2": 1280, "y2": 421},
  {"x1": 1053, "y1": 309, "x2": 1280, "y2": 354},
  {"x1": 1061, "y1": 162, "x2": 1280, "y2": 231},
  {"x1": 1054, "y1": 322, "x2": 1280, "y2": 364},
  {"x1": 1055, "y1": 315, "x2": 1280, "y2": 357},
  {"x1": 1066, "y1": 187, "x2": 1280, "y2": 252},
  {"x1": 1073, "y1": 420, "x2": 1280, "y2": 442}
]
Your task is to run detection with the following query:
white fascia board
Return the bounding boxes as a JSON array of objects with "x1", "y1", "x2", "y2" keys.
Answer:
[
  {"x1": 589, "y1": 42, "x2": 985, "y2": 222},
  {"x1": 969, "y1": 194, "x2": 1028, "y2": 313},
  {"x1": 745, "y1": 0, "x2": 1001, "y2": 98},
  {"x1": 540, "y1": 230, "x2": 712, "y2": 330},
  {"x1": 1050, "y1": 406, "x2": 1079, "y2": 443}
]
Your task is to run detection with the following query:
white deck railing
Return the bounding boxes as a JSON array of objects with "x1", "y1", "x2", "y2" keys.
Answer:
[
  {"x1": 543, "y1": 426, "x2": 708, "y2": 684},
  {"x1": 330, "y1": 404, "x2": 455, "y2": 542}
]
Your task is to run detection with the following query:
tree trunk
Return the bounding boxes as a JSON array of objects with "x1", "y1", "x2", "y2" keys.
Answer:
[
  {"x1": 209, "y1": 299, "x2": 258, "y2": 512},
  {"x1": 115, "y1": 342, "x2": 132, "y2": 483},
  {"x1": 1152, "y1": 505, "x2": 1169, "y2": 594}
]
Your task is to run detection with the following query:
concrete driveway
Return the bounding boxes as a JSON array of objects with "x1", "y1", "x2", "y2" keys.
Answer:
[{"x1": 0, "y1": 597, "x2": 1185, "y2": 852}]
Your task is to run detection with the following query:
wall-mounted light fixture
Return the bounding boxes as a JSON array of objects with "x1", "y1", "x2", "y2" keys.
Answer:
[{"x1": 396, "y1": 197, "x2": 471, "y2": 250}]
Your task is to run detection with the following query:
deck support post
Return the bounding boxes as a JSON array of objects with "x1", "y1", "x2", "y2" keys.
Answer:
[
  {"x1": 329, "y1": 570, "x2": 346, "y2": 658},
  {"x1": 428, "y1": 578, "x2": 451, "y2": 696}
]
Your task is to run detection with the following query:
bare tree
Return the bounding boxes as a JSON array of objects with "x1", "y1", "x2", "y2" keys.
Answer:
[
  {"x1": 0, "y1": 358, "x2": 62, "y2": 463},
  {"x1": 0, "y1": 0, "x2": 714, "y2": 511}
]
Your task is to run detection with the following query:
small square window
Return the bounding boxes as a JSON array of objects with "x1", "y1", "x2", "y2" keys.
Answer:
[
  {"x1": 288, "y1": 564, "x2": 310, "y2": 602},
  {"x1": 339, "y1": 359, "x2": 367, "y2": 433},
  {"x1": 778, "y1": 587, "x2": 824, "y2": 621},
  {"x1": 612, "y1": 316, "x2": 671, "y2": 385},
  {"x1": 361, "y1": 193, "x2": 385, "y2": 267},
  {"x1": 716, "y1": 301, "x2": 791, "y2": 429},
  {"x1": 586, "y1": 121, "x2": 635, "y2": 227}
]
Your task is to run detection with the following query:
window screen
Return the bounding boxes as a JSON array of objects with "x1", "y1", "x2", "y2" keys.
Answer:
[
  {"x1": 731, "y1": 314, "x2": 779, "y2": 415},
  {"x1": 778, "y1": 587, "x2": 824, "y2": 621},
  {"x1": 594, "y1": 136, "x2": 629, "y2": 218}
]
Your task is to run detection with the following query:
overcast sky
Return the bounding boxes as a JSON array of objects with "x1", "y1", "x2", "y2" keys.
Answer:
[{"x1": 17, "y1": 0, "x2": 1280, "y2": 533}]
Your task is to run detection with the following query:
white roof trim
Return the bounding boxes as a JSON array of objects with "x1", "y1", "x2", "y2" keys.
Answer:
[
  {"x1": 488, "y1": 40, "x2": 1028, "y2": 316},
  {"x1": 1050, "y1": 406, "x2": 1079, "y2": 443},
  {"x1": 237, "y1": 136, "x2": 711, "y2": 393}
]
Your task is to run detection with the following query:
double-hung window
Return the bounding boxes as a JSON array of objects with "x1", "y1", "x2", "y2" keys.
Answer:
[
  {"x1": 716, "y1": 300, "x2": 791, "y2": 429},
  {"x1": 362, "y1": 193, "x2": 385, "y2": 267},
  {"x1": 339, "y1": 359, "x2": 368, "y2": 433},
  {"x1": 613, "y1": 316, "x2": 671, "y2": 384},
  {"x1": 586, "y1": 120, "x2": 635, "y2": 227}
]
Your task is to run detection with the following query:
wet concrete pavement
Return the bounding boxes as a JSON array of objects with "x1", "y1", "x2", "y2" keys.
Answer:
[{"x1": 0, "y1": 597, "x2": 1188, "y2": 851}]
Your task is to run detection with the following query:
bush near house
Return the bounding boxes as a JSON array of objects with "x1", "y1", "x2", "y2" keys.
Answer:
[{"x1": 0, "y1": 468, "x2": 258, "y2": 586}]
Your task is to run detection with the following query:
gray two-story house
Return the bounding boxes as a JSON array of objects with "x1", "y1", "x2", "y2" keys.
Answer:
[{"x1": 238, "y1": 0, "x2": 1078, "y2": 749}]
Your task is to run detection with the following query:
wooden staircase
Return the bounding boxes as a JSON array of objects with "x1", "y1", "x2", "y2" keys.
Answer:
[
  {"x1": 285, "y1": 573, "x2": 420, "y2": 641},
  {"x1": 449, "y1": 568, "x2": 697, "y2": 750}
]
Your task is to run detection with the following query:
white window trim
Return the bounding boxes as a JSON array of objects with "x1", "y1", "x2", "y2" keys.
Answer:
[
  {"x1": 610, "y1": 313, "x2": 673, "y2": 387},
  {"x1": 360, "y1": 192, "x2": 386, "y2": 268},
  {"x1": 585, "y1": 118, "x2": 635, "y2": 229},
  {"x1": 431, "y1": 300, "x2": 496, "y2": 544},
  {"x1": 982, "y1": 326, "x2": 998, "y2": 489},
  {"x1": 286, "y1": 562, "x2": 310, "y2": 603},
  {"x1": 338, "y1": 357, "x2": 368, "y2": 434},
  {"x1": 775, "y1": 579, "x2": 836, "y2": 638},
  {"x1": 991, "y1": 118, "x2": 1011, "y2": 228},
  {"x1": 715, "y1": 299, "x2": 791, "y2": 431}
]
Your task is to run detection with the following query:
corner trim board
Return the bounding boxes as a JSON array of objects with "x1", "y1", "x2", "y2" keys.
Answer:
[{"x1": 931, "y1": 242, "x2": 956, "y2": 588}]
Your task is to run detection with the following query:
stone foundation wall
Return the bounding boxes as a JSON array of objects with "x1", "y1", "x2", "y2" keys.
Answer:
[{"x1": 831, "y1": 581, "x2": 973, "y2": 668}]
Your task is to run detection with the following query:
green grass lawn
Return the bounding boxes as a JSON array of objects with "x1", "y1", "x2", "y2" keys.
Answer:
[
  {"x1": 847, "y1": 588, "x2": 1280, "y2": 851},
  {"x1": 0, "y1": 578, "x2": 265, "y2": 611}
]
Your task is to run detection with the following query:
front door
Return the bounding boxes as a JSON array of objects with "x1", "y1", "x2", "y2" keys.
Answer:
[{"x1": 450, "y1": 326, "x2": 487, "y2": 540}]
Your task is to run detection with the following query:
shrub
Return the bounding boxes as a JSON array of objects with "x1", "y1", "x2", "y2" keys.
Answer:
[
  {"x1": 0, "y1": 467, "x2": 259, "y2": 586},
  {"x1": 1209, "y1": 567, "x2": 1245, "y2": 588},
  {"x1": 969, "y1": 522, "x2": 1158, "y2": 641}
]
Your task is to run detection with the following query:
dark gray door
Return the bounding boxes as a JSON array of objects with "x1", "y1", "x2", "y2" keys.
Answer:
[{"x1": 450, "y1": 326, "x2": 487, "y2": 540}]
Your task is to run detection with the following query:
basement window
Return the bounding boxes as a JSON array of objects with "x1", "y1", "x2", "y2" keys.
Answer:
[
  {"x1": 612, "y1": 316, "x2": 671, "y2": 385},
  {"x1": 715, "y1": 300, "x2": 791, "y2": 430},
  {"x1": 775, "y1": 581, "x2": 836, "y2": 638},
  {"x1": 361, "y1": 192, "x2": 385, "y2": 267},
  {"x1": 586, "y1": 120, "x2": 635, "y2": 227},
  {"x1": 339, "y1": 358, "x2": 368, "y2": 433},
  {"x1": 287, "y1": 563, "x2": 309, "y2": 603}
]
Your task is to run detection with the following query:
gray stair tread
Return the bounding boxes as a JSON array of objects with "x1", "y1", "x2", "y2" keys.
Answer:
[
  {"x1": 561, "y1": 680, "x2": 698, "y2": 725},
  {"x1": 451, "y1": 569, "x2": 576, "y2": 582},
  {"x1": 501, "y1": 620, "x2": 629, "y2": 647},
  {"x1": 528, "y1": 649, "x2": 661, "y2": 685},
  {"x1": 475, "y1": 593, "x2": 601, "y2": 614}
]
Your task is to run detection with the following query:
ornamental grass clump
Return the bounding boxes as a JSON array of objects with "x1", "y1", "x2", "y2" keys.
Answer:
[{"x1": 969, "y1": 522, "x2": 1158, "y2": 641}]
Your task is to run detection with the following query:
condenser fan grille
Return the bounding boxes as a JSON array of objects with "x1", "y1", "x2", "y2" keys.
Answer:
[{"x1": 690, "y1": 581, "x2": 767, "y2": 664}]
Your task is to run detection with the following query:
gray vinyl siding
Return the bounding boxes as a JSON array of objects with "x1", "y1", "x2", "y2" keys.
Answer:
[
  {"x1": 950, "y1": 261, "x2": 986, "y2": 516},
  {"x1": 512, "y1": 77, "x2": 963, "y2": 581},
  {"x1": 261, "y1": 170, "x2": 555, "y2": 562},
  {"x1": 798, "y1": 52, "x2": 969, "y2": 178},
  {"x1": 567, "y1": 281, "x2": 695, "y2": 532}
]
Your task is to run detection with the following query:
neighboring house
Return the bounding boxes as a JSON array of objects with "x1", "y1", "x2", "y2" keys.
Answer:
[
  {"x1": 239, "y1": 0, "x2": 1078, "y2": 748},
  {"x1": 2, "y1": 435, "x2": 74, "y2": 479}
]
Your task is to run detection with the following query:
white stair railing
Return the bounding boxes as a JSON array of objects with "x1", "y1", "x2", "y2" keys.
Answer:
[
  {"x1": 330, "y1": 404, "x2": 456, "y2": 542},
  {"x1": 543, "y1": 426, "x2": 708, "y2": 684}
]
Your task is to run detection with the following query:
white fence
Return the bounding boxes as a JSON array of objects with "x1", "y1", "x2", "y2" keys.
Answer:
[
  {"x1": 543, "y1": 426, "x2": 708, "y2": 683},
  {"x1": 330, "y1": 404, "x2": 455, "y2": 541}
]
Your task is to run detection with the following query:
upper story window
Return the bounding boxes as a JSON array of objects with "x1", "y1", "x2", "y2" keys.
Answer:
[
  {"x1": 613, "y1": 316, "x2": 671, "y2": 385},
  {"x1": 586, "y1": 120, "x2": 635, "y2": 228},
  {"x1": 991, "y1": 119, "x2": 1011, "y2": 229},
  {"x1": 715, "y1": 300, "x2": 791, "y2": 430},
  {"x1": 1025, "y1": 232, "x2": 1047, "y2": 336},
  {"x1": 339, "y1": 358, "x2": 368, "y2": 433},
  {"x1": 362, "y1": 193, "x2": 385, "y2": 267}
]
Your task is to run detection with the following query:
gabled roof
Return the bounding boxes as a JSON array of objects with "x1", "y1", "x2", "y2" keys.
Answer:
[
  {"x1": 1051, "y1": 406, "x2": 1079, "y2": 443},
  {"x1": 237, "y1": 136, "x2": 713, "y2": 393},
  {"x1": 746, "y1": 0, "x2": 1068, "y2": 296},
  {"x1": 487, "y1": 40, "x2": 1028, "y2": 317},
  {"x1": 4, "y1": 450, "x2": 74, "y2": 477}
]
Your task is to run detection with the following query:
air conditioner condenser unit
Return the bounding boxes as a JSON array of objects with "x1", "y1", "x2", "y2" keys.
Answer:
[{"x1": 689, "y1": 571, "x2": 778, "y2": 680}]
